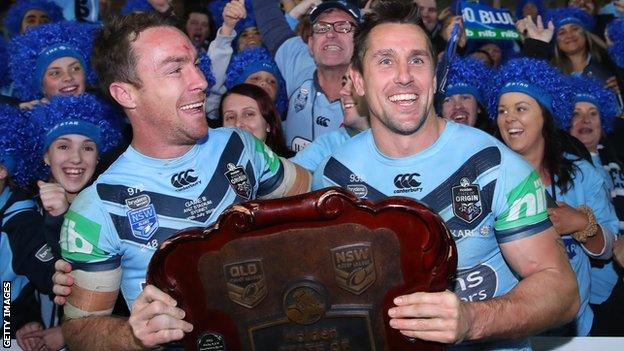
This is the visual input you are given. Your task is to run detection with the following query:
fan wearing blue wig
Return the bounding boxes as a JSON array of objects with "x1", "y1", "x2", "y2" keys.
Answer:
[
  {"x1": 489, "y1": 58, "x2": 619, "y2": 336},
  {"x1": 606, "y1": 18, "x2": 624, "y2": 70},
  {"x1": 439, "y1": 56, "x2": 492, "y2": 132},
  {"x1": 547, "y1": 7, "x2": 621, "y2": 96},
  {"x1": 564, "y1": 76, "x2": 624, "y2": 336},
  {"x1": 8, "y1": 21, "x2": 99, "y2": 109},
  {"x1": 4, "y1": 0, "x2": 64, "y2": 38},
  {"x1": 0, "y1": 103, "x2": 61, "y2": 348}
]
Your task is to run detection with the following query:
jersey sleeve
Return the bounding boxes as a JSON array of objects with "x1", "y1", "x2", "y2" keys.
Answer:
[
  {"x1": 236, "y1": 130, "x2": 285, "y2": 197},
  {"x1": 274, "y1": 37, "x2": 317, "y2": 97},
  {"x1": 492, "y1": 150, "x2": 552, "y2": 243},
  {"x1": 59, "y1": 186, "x2": 121, "y2": 272}
]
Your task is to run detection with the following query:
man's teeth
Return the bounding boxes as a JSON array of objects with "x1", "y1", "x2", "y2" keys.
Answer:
[
  {"x1": 180, "y1": 102, "x2": 204, "y2": 110},
  {"x1": 343, "y1": 103, "x2": 355, "y2": 109},
  {"x1": 453, "y1": 114, "x2": 467, "y2": 120},
  {"x1": 324, "y1": 45, "x2": 341, "y2": 51},
  {"x1": 388, "y1": 94, "x2": 417, "y2": 102}
]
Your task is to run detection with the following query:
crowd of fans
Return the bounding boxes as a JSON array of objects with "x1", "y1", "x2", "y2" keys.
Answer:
[{"x1": 1, "y1": 0, "x2": 623, "y2": 350}]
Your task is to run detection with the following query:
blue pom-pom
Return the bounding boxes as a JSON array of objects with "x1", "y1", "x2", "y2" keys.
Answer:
[
  {"x1": 8, "y1": 21, "x2": 100, "y2": 102},
  {"x1": 198, "y1": 53, "x2": 217, "y2": 89},
  {"x1": 4, "y1": 0, "x2": 64, "y2": 38},
  {"x1": 566, "y1": 76, "x2": 620, "y2": 133},
  {"x1": 120, "y1": 0, "x2": 156, "y2": 15},
  {"x1": 225, "y1": 46, "x2": 287, "y2": 114},
  {"x1": 0, "y1": 103, "x2": 40, "y2": 188},
  {"x1": 607, "y1": 19, "x2": 624, "y2": 69},
  {"x1": 546, "y1": 6, "x2": 595, "y2": 32},
  {"x1": 485, "y1": 57, "x2": 574, "y2": 128},
  {"x1": 0, "y1": 40, "x2": 10, "y2": 89},
  {"x1": 25, "y1": 93, "x2": 124, "y2": 181}
]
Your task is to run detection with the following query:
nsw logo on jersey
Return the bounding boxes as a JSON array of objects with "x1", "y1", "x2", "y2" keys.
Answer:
[
  {"x1": 224, "y1": 163, "x2": 251, "y2": 200},
  {"x1": 127, "y1": 204, "x2": 159, "y2": 241},
  {"x1": 452, "y1": 177, "x2": 483, "y2": 223}
]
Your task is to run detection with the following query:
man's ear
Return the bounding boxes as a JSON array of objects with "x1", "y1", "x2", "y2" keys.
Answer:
[
  {"x1": 350, "y1": 66, "x2": 365, "y2": 97},
  {"x1": 109, "y1": 82, "x2": 138, "y2": 110}
]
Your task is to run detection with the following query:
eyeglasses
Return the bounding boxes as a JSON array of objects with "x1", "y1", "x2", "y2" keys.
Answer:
[{"x1": 312, "y1": 21, "x2": 357, "y2": 34}]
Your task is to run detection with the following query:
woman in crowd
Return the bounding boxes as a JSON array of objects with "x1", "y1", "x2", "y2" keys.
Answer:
[
  {"x1": 8, "y1": 21, "x2": 98, "y2": 109},
  {"x1": 548, "y1": 7, "x2": 620, "y2": 94},
  {"x1": 439, "y1": 56, "x2": 492, "y2": 132},
  {"x1": 15, "y1": 93, "x2": 123, "y2": 351},
  {"x1": 219, "y1": 83, "x2": 291, "y2": 157},
  {"x1": 488, "y1": 57, "x2": 619, "y2": 336},
  {"x1": 565, "y1": 76, "x2": 624, "y2": 335}
]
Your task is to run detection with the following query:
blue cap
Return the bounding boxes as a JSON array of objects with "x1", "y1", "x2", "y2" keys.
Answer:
[
  {"x1": 547, "y1": 7, "x2": 595, "y2": 32},
  {"x1": 499, "y1": 81, "x2": 553, "y2": 114},
  {"x1": 43, "y1": 119, "x2": 102, "y2": 152},
  {"x1": 310, "y1": 0, "x2": 362, "y2": 23},
  {"x1": 34, "y1": 42, "x2": 87, "y2": 94}
]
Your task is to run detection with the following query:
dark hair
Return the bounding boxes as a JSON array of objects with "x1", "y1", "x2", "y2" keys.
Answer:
[
  {"x1": 352, "y1": 0, "x2": 436, "y2": 74},
  {"x1": 219, "y1": 84, "x2": 290, "y2": 157},
  {"x1": 494, "y1": 104, "x2": 590, "y2": 193},
  {"x1": 91, "y1": 12, "x2": 177, "y2": 102},
  {"x1": 184, "y1": 5, "x2": 214, "y2": 42}
]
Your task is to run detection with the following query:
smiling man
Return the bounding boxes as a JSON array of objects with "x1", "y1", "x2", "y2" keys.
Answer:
[
  {"x1": 57, "y1": 12, "x2": 310, "y2": 350},
  {"x1": 252, "y1": 0, "x2": 361, "y2": 151},
  {"x1": 313, "y1": 1, "x2": 579, "y2": 349}
]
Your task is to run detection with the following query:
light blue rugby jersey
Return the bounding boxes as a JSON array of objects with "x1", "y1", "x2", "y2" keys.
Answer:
[
  {"x1": 547, "y1": 156, "x2": 619, "y2": 336},
  {"x1": 314, "y1": 122, "x2": 553, "y2": 350},
  {"x1": 275, "y1": 37, "x2": 344, "y2": 152},
  {"x1": 59, "y1": 128, "x2": 284, "y2": 308},
  {"x1": 291, "y1": 127, "x2": 355, "y2": 172}
]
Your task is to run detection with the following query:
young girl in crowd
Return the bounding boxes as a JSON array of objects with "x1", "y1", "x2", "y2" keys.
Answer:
[
  {"x1": 14, "y1": 93, "x2": 123, "y2": 351},
  {"x1": 220, "y1": 83, "x2": 291, "y2": 157},
  {"x1": 8, "y1": 21, "x2": 99, "y2": 109},
  {"x1": 488, "y1": 57, "x2": 619, "y2": 336}
]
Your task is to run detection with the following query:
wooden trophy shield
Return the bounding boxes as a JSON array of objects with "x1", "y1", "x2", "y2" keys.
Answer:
[{"x1": 147, "y1": 187, "x2": 457, "y2": 351}]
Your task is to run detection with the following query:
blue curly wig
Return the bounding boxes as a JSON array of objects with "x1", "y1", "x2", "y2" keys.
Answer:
[
  {"x1": 565, "y1": 75, "x2": 620, "y2": 133},
  {"x1": 0, "y1": 103, "x2": 40, "y2": 188},
  {"x1": 515, "y1": 0, "x2": 546, "y2": 20},
  {"x1": 120, "y1": 0, "x2": 156, "y2": 15},
  {"x1": 0, "y1": 40, "x2": 9, "y2": 89},
  {"x1": 546, "y1": 6, "x2": 595, "y2": 33},
  {"x1": 607, "y1": 19, "x2": 624, "y2": 69},
  {"x1": 225, "y1": 46, "x2": 287, "y2": 114},
  {"x1": 8, "y1": 21, "x2": 100, "y2": 102},
  {"x1": 198, "y1": 53, "x2": 217, "y2": 89},
  {"x1": 208, "y1": 0, "x2": 258, "y2": 51},
  {"x1": 486, "y1": 58, "x2": 574, "y2": 128},
  {"x1": 443, "y1": 56, "x2": 492, "y2": 105},
  {"x1": 4, "y1": 0, "x2": 64, "y2": 38}
]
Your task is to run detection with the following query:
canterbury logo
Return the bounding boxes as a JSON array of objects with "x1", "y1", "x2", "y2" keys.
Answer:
[
  {"x1": 171, "y1": 169, "x2": 198, "y2": 188},
  {"x1": 316, "y1": 116, "x2": 330, "y2": 127},
  {"x1": 394, "y1": 173, "x2": 421, "y2": 188}
]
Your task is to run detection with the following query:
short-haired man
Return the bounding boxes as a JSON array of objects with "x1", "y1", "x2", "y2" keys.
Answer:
[
  {"x1": 252, "y1": 0, "x2": 360, "y2": 151},
  {"x1": 313, "y1": 1, "x2": 579, "y2": 349},
  {"x1": 184, "y1": 5, "x2": 212, "y2": 53},
  {"x1": 58, "y1": 12, "x2": 310, "y2": 350}
]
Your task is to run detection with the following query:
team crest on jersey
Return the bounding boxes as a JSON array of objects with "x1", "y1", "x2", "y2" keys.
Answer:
[
  {"x1": 224, "y1": 163, "x2": 251, "y2": 200},
  {"x1": 127, "y1": 204, "x2": 159, "y2": 240},
  {"x1": 294, "y1": 87, "x2": 309, "y2": 112},
  {"x1": 452, "y1": 177, "x2": 483, "y2": 223}
]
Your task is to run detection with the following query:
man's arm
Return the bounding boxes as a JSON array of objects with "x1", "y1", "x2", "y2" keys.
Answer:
[
  {"x1": 388, "y1": 227, "x2": 578, "y2": 343},
  {"x1": 252, "y1": 0, "x2": 296, "y2": 56}
]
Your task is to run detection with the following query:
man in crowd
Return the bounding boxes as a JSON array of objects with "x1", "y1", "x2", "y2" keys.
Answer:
[
  {"x1": 56, "y1": 12, "x2": 310, "y2": 350},
  {"x1": 252, "y1": 0, "x2": 360, "y2": 151},
  {"x1": 313, "y1": 1, "x2": 579, "y2": 349}
]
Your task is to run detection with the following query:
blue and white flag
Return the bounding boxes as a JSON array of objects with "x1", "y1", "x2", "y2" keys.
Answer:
[{"x1": 460, "y1": 0, "x2": 519, "y2": 40}]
